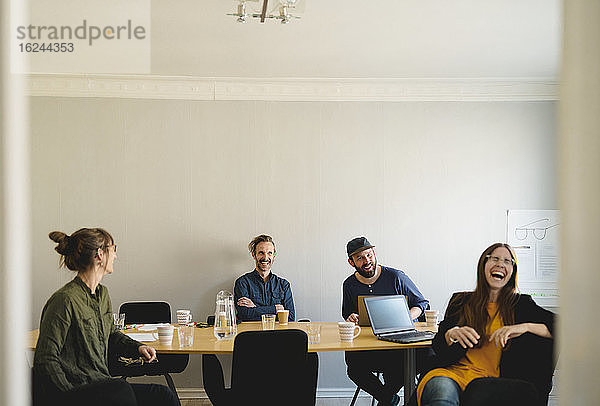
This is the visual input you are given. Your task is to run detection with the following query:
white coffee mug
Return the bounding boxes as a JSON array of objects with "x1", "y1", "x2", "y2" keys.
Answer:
[
  {"x1": 153, "y1": 324, "x2": 174, "y2": 345},
  {"x1": 338, "y1": 322, "x2": 361, "y2": 342},
  {"x1": 176, "y1": 309, "x2": 192, "y2": 325}
]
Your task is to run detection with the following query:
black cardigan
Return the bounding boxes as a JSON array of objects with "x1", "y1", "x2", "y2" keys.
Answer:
[{"x1": 430, "y1": 292, "x2": 555, "y2": 401}]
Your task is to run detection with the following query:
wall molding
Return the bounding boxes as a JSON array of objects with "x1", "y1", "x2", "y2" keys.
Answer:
[
  {"x1": 175, "y1": 388, "x2": 208, "y2": 400},
  {"x1": 25, "y1": 73, "x2": 558, "y2": 102},
  {"x1": 176, "y1": 387, "x2": 395, "y2": 400},
  {"x1": 176, "y1": 387, "x2": 557, "y2": 404},
  {"x1": 176, "y1": 387, "x2": 558, "y2": 404}
]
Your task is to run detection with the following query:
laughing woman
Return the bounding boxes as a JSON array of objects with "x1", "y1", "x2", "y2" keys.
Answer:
[
  {"x1": 416, "y1": 243, "x2": 555, "y2": 406},
  {"x1": 33, "y1": 228, "x2": 180, "y2": 406}
]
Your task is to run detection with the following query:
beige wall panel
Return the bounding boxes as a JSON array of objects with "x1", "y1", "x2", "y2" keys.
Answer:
[{"x1": 559, "y1": 0, "x2": 600, "y2": 404}]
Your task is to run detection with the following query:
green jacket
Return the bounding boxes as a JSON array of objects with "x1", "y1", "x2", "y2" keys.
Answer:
[{"x1": 33, "y1": 276, "x2": 141, "y2": 391}]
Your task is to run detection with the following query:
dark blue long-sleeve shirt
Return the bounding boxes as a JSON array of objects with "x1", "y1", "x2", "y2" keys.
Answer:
[
  {"x1": 234, "y1": 269, "x2": 295, "y2": 322},
  {"x1": 342, "y1": 265, "x2": 429, "y2": 321}
]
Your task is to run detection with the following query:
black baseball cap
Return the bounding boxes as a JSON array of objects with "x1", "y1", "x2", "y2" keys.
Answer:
[{"x1": 346, "y1": 237, "x2": 375, "y2": 258}]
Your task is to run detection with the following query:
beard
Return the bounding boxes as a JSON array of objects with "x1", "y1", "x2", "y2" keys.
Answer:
[
  {"x1": 354, "y1": 260, "x2": 377, "y2": 278},
  {"x1": 256, "y1": 259, "x2": 272, "y2": 271}
]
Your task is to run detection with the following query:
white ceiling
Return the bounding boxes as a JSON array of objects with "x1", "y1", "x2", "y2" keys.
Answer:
[{"x1": 151, "y1": 0, "x2": 562, "y2": 78}]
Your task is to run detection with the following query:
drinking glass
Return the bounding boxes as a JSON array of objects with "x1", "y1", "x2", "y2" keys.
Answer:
[
  {"x1": 261, "y1": 314, "x2": 275, "y2": 330},
  {"x1": 307, "y1": 323, "x2": 321, "y2": 344},
  {"x1": 178, "y1": 324, "x2": 194, "y2": 347},
  {"x1": 113, "y1": 313, "x2": 125, "y2": 330}
]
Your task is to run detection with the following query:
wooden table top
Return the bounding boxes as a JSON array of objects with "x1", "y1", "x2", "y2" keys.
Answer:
[{"x1": 28, "y1": 321, "x2": 435, "y2": 354}]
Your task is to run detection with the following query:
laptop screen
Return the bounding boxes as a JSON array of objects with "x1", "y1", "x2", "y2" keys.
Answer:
[
  {"x1": 364, "y1": 295, "x2": 415, "y2": 335},
  {"x1": 357, "y1": 295, "x2": 387, "y2": 326}
]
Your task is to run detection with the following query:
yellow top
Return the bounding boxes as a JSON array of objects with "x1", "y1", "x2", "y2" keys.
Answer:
[{"x1": 417, "y1": 303, "x2": 503, "y2": 406}]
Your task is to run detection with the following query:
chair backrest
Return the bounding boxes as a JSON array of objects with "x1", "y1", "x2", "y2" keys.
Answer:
[
  {"x1": 119, "y1": 301, "x2": 171, "y2": 324},
  {"x1": 231, "y1": 329, "x2": 312, "y2": 405},
  {"x1": 110, "y1": 301, "x2": 188, "y2": 382},
  {"x1": 500, "y1": 334, "x2": 555, "y2": 405}
]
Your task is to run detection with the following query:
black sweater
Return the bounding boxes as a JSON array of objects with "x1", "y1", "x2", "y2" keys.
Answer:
[{"x1": 430, "y1": 292, "x2": 555, "y2": 402}]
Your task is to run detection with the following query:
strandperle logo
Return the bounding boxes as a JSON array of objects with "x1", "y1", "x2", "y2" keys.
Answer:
[
  {"x1": 16, "y1": 19, "x2": 146, "y2": 46},
  {"x1": 13, "y1": 0, "x2": 151, "y2": 73}
]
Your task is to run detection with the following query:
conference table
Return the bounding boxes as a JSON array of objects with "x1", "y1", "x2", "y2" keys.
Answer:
[{"x1": 28, "y1": 321, "x2": 435, "y2": 406}]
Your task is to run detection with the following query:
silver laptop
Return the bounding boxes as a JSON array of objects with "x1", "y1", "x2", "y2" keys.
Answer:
[{"x1": 363, "y1": 295, "x2": 435, "y2": 344}]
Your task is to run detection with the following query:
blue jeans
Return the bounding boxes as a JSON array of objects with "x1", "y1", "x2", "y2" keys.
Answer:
[{"x1": 421, "y1": 377, "x2": 461, "y2": 406}]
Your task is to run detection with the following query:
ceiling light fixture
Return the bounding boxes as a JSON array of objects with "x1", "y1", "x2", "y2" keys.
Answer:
[{"x1": 228, "y1": 0, "x2": 302, "y2": 24}]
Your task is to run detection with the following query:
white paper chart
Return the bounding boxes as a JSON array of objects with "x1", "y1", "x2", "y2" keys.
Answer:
[{"x1": 506, "y1": 209, "x2": 560, "y2": 310}]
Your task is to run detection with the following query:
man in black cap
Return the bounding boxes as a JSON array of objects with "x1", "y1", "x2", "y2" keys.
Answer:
[{"x1": 342, "y1": 236, "x2": 429, "y2": 406}]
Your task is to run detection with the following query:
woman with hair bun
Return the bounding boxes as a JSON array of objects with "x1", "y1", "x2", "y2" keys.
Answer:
[
  {"x1": 33, "y1": 228, "x2": 180, "y2": 406},
  {"x1": 416, "y1": 243, "x2": 555, "y2": 406}
]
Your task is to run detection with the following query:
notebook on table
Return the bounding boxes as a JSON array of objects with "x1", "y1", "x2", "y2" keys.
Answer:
[
  {"x1": 357, "y1": 295, "x2": 379, "y2": 327},
  {"x1": 363, "y1": 295, "x2": 435, "y2": 344}
]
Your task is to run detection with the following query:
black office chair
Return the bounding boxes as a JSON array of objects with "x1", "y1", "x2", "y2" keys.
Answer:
[
  {"x1": 461, "y1": 377, "x2": 539, "y2": 406},
  {"x1": 108, "y1": 301, "x2": 189, "y2": 397},
  {"x1": 461, "y1": 334, "x2": 556, "y2": 406},
  {"x1": 202, "y1": 329, "x2": 319, "y2": 406},
  {"x1": 349, "y1": 372, "x2": 381, "y2": 406}
]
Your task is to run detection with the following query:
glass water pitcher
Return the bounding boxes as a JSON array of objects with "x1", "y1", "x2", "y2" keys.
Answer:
[{"x1": 213, "y1": 290, "x2": 237, "y2": 340}]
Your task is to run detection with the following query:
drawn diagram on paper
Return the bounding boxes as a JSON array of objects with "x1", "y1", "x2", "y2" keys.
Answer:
[
  {"x1": 514, "y1": 218, "x2": 559, "y2": 242},
  {"x1": 506, "y1": 210, "x2": 560, "y2": 308}
]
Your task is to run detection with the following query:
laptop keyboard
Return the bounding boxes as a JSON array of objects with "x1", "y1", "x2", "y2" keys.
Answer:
[{"x1": 380, "y1": 330, "x2": 434, "y2": 343}]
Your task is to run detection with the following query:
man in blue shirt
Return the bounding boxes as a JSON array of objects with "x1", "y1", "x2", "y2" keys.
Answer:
[
  {"x1": 234, "y1": 234, "x2": 295, "y2": 322},
  {"x1": 342, "y1": 237, "x2": 429, "y2": 406}
]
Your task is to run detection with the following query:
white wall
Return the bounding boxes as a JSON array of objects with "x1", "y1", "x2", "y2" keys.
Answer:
[
  {"x1": 29, "y1": 97, "x2": 556, "y2": 388},
  {"x1": 24, "y1": 1, "x2": 561, "y2": 78},
  {"x1": 153, "y1": 0, "x2": 561, "y2": 78}
]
